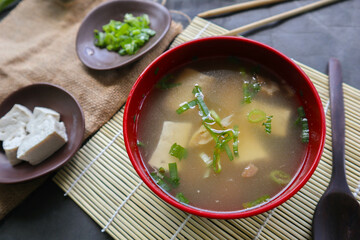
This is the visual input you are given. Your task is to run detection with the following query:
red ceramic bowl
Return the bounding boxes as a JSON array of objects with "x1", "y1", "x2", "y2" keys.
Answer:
[{"x1": 123, "y1": 36, "x2": 326, "y2": 219}]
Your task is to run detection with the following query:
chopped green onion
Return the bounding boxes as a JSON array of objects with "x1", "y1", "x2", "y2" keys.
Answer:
[
  {"x1": 297, "y1": 106, "x2": 306, "y2": 118},
  {"x1": 94, "y1": 14, "x2": 156, "y2": 56},
  {"x1": 199, "y1": 152, "x2": 212, "y2": 166},
  {"x1": 210, "y1": 110, "x2": 222, "y2": 126},
  {"x1": 252, "y1": 82, "x2": 261, "y2": 93},
  {"x1": 247, "y1": 109, "x2": 267, "y2": 123},
  {"x1": 243, "y1": 82, "x2": 252, "y2": 104},
  {"x1": 176, "y1": 99, "x2": 198, "y2": 114},
  {"x1": 154, "y1": 67, "x2": 159, "y2": 75},
  {"x1": 169, "y1": 143, "x2": 187, "y2": 161},
  {"x1": 248, "y1": 109, "x2": 274, "y2": 135},
  {"x1": 176, "y1": 193, "x2": 189, "y2": 204},
  {"x1": 158, "y1": 167, "x2": 165, "y2": 175},
  {"x1": 136, "y1": 140, "x2": 145, "y2": 147},
  {"x1": 0, "y1": 0, "x2": 15, "y2": 13},
  {"x1": 175, "y1": 85, "x2": 240, "y2": 173},
  {"x1": 242, "y1": 73, "x2": 262, "y2": 104},
  {"x1": 202, "y1": 123, "x2": 218, "y2": 142},
  {"x1": 295, "y1": 106, "x2": 309, "y2": 143},
  {"x1": 192, "y1": 86, "x2": 210, "y2": 117},
  {"x1": 212, "y1": 148, "x2": 222, "y2": 173},
  {"x1": 151, "y1": 163, "x2": 181, "y2": 192},
  {"x1": 262, "y1": 115, "x2": 273, "y2": 134},
  {"x1": 204, "y1": 126, "x2": 235, "y2": 136},
  {"x1": 168, "y1": 162, "x2": 179, "y2": 186},
  {"x1": 300, "y1": 118, "x2": 310, "y2": 143},
  {"x1": 270, "y1": 170, "x2": 291, "y2": 185},
  {"x1": 243, "y1": 194, "x2": 270, "y2": 209},
  {"x1": 295, "y1": 106, "x2": 305, "y2": 125},
  {"x1": 233, "y1": 125, "x2": 239, "y2": 157},
  {"x1": 156, "y1": 74, "x2": 180, "y2": 89},
  {"x1": 203, "y1": 124, "x2": 235, "y2": 162},
  {"x1": 223, "y1": 143, "x2": 234, "y2": 161},
  {"x1": 150, "y1": 172, "x2": 171, "y2": 191},
  {"x1": 141, "y1": 28, "x2": 156, "y2": 36},
  {"x1": 239, "y1": 68, "x2": 246, "y2": 77}
]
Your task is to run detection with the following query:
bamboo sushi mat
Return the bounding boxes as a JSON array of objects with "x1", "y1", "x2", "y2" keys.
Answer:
[{"x1": 53, "y1": 17, "x2": 360, "y2": 239}]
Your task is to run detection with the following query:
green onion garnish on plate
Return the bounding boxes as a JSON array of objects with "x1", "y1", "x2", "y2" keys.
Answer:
[{"x1": 94, "y1": 13, "x2": 156, "y2": 56}]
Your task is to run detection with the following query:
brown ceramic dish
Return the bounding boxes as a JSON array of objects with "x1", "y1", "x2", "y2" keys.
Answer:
[
  {"x1": 0, "y1": 83, "x2": 85, "y2": 184},
  {"x1": 76, "y1": 0, "x2": 171, "y2": 70}
]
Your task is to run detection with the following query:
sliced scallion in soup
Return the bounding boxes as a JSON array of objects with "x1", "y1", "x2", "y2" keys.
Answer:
[{"x1": 137, "y1": 57, "x2": 308, "y2": 211}]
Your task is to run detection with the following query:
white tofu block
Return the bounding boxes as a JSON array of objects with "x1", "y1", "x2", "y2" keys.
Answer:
[
  {"x1": 17, "y1": 116, "x2": 68, "y2": 165},
  {"x1": 242, "y1": 101, "x2": 292, "y2": 137},
  {"x1": 26, "y1": 106, "x2": 61, "y2": 133},
  {"x1": 0, "y1": 104, "x2": 32, "y2": 141},
  {"x1": 0, "y1": 104, "x2": 32, "y2": 123},
  {"x1": 148, "y1": 121, "x2": 192, "y2": 171},
  {"x1": 0, "y1": 119, "x2": 25, "y2": 141},
  {"x1": 3, "y1": 127, "x2": 27, "y2": 166},
  {"x1": 163, "y1": 68, "x2": 215, "y2": 111},
  {"x1": 235, "y1": 131, "x2": 268, "y2": 164}
]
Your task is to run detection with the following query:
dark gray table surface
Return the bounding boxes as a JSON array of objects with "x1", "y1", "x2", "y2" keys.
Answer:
[{"x1": 0, "y1": 0, "x2": 359, "y2": 239}]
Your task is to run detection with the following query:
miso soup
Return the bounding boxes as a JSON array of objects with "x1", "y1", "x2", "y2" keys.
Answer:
[{"x1": 137, "y1": 57, "x2": 308, "y2": 211}]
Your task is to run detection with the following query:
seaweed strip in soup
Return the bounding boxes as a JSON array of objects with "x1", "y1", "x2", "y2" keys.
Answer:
[{"x1": 137, "y1": 57, "x2": 309, "y2": 211}]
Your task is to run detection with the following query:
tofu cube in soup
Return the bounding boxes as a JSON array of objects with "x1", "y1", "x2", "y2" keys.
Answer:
[
  {"x1": 148, "y1": 121, "x2": 192, "y2": 170},
  {"x1": 243, "y1": 100, "x2": 291, "y2": 137},
  {"x1": 236, "y1": 128, "x2": 268, "y2": 164},
  {"x1": 163, "y1": 68, "x2": 215, "y2": 111}
]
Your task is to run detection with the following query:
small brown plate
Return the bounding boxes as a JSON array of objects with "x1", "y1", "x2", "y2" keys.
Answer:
[
  {"x1": 0, "y1": 83, "x2": 85, "y2": 184},
  {"x1": 76, "y1": 0, "x2": 171, "y2": 70}
]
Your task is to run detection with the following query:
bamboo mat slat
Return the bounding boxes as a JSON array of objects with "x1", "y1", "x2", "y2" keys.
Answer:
[{"x1": 53, "y1": 17, "x2": 360, "y2": 239}]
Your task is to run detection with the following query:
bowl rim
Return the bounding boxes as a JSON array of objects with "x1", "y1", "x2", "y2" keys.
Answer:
[{"x1": 123, "y1": 36, "x2": 326, "y2": 219}]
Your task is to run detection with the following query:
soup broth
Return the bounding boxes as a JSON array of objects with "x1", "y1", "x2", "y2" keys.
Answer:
[{"x1": 137, "y1": 57, "x2": 307, "y2": 211}]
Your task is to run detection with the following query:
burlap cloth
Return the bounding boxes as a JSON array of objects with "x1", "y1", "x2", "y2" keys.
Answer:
[{"x1": 0, "y1": 0, "x2": 182, "y2": 220}]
